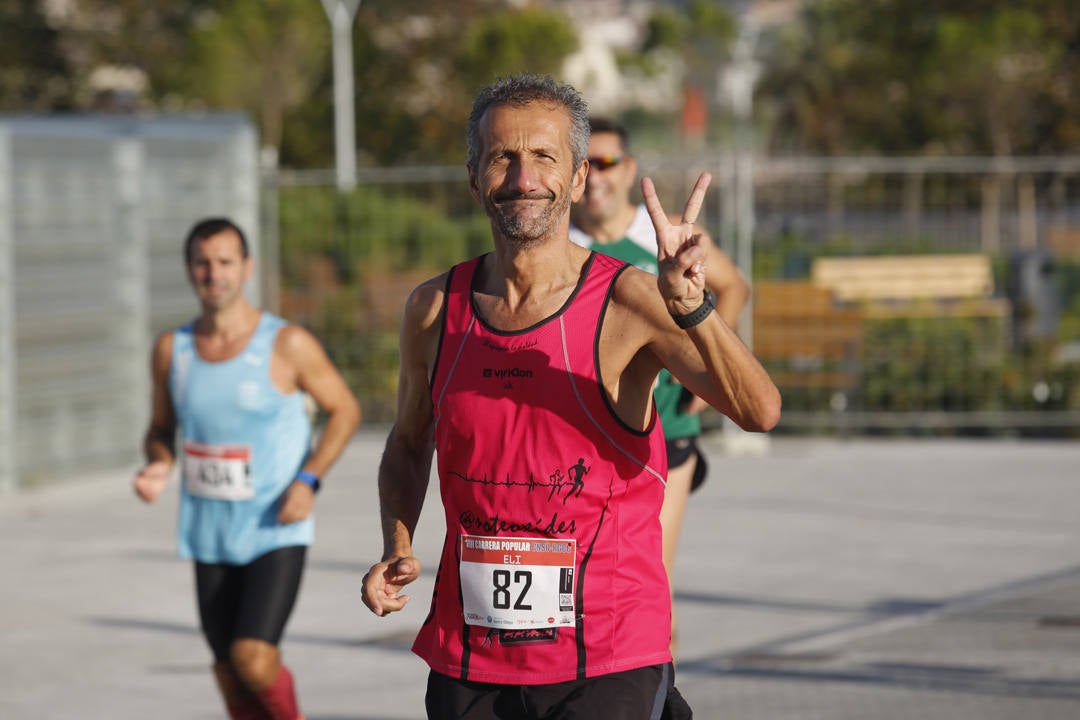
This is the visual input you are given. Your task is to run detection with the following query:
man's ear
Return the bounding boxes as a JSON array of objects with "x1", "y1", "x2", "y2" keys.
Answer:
[
  {"x1": 571, "y1": 160, "x2": 588, "y2": 202},
  {"x1": 467, "y1": 165, "x2": 482, "y2": 204}
]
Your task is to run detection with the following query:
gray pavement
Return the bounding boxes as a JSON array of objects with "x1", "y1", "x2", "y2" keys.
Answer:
[{"x1": 4, "y1": 432, "x2": 1080, "y2": 719}]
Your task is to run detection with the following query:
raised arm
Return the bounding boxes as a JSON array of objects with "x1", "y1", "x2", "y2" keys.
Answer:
[
  {"x1": 361, "y1": 276, "x2": 446, "y2": 617},
  {"x1": 640, "y1": 173, "x2": 780, "y2": 431}
]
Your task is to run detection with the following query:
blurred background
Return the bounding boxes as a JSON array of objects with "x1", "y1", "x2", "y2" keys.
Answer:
[{"x1": 2, "y1": 0, "x2": 1080, "y2": 492}]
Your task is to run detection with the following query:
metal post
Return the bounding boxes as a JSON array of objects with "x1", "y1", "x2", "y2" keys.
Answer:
[
  {"x1": 231, "y1": 122, "x2": 262, "y2": 307},
  {"x1": 113, "y1": 137, "x2": 148, "y2": 461},
  {"x1": 0, "y1": 126, "x2": 15, "y2": 492},
  {"x1": 321, "y1": 0, "x2": 361, "y2": 192},
  {"x1": 719, "y1": 20, "x2": 768, "y2": 453},
  {"x1": 722, "y1": 22, "x2": 760, "y2": 344},
  {"x1": 260, "y1": 145, "x2": 281, "y2": 314}
]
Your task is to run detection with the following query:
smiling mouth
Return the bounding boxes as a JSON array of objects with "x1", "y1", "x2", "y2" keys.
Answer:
[{"x1": 495, "y1": 193, "x2": 553, "y2": 204}]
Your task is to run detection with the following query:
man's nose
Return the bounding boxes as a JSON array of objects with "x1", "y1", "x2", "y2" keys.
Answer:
[{"x1": 507, "y1": 158, "x2": 540, "y2": 192}]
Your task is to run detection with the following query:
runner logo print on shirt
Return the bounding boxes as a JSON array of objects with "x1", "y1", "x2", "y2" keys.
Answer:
[
  {"x1": 183, "y1": 440, "x2": 254, "y2": 500},
  {"x1": 459, "y1": 534, "x2": 576, "y2": 629}
]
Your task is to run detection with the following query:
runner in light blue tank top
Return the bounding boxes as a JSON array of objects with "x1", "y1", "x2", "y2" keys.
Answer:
[
  {"x1": 171, "y1": 312, "x2": 313, "y2": 564},
  {"x1": 134, "y1": 218, "x2": 360, "y2": 718}
]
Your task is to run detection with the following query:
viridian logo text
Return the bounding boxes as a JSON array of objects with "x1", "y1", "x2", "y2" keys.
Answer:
[{"x1": 483, "y1": 368, "x2": 534, "y2": 379}]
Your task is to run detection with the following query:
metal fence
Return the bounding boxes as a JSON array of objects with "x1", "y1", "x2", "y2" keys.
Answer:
[
  {"x1": 4, "y1": 147, "x2": 1078, "y2": 491},
  {"x1": 270, "y1": 154, "x2": 1080, "y2": 435},
  {"x1": 0, "y1": 115, "x2": 260, "y2": 493}
]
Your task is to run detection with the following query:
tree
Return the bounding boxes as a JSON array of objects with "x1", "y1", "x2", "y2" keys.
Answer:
[
  {"x1": 758, "y1": 0, "x2": 1080, "y2": 156},
  {"x1": 42, "y1": 1, "x2": 226, "y2": 111},
  {"x1": 336, "y1": 1, "x2": 577, "y2": 166},
  {"x1": 184, "y1": 0, "x2": 330, "y2": 151},
  {"x1": 0, "y1": 0, "x2": 72, "y2": 111},
  {"x1": 624, "y1": 0, "x2": 737, "y2": 147}
]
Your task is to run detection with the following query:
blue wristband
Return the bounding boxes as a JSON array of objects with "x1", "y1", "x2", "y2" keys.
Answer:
[{"x1": 295, "y1": 470, "x2": 321, "y2": 493}]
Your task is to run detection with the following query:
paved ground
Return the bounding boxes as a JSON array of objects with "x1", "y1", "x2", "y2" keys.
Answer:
[{"x1": 4, "y1": 431, "x2": 1080, "y2": 719}]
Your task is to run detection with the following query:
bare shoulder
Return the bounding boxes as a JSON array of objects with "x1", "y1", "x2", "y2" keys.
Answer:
[
  {"x1": 404, "y1": 272, "x2": 451, "y2": 332},
  {"x1": 610, "y1": 264, "x2": 667, "y2": 320},
  {"x1": 152, "y1": 328, "x2": 175, "y2": 354},
  {"x1": 274, "y1": 323, "x2": 325, "y2": 360},
  {"x1": 150, "y1": 329, "x2": 175, "y2": 370}
]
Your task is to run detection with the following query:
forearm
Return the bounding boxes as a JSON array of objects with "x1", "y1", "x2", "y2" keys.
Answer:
[
  {"x1": 301, "y1": 401, "x2": 361, "y2": 479},
  {"x1": 378, "y1": 425, "x2": 433, "y2": 561},
  {"x1": 683, "y1": 313, "x2": 781, "y2": 432},
  {"x1": 142, "y1": 429, "x2": 175, "y2": 467}
]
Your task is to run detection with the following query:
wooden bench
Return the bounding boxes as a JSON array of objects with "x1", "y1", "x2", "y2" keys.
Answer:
[
  {"x1": 1046, "y1": 225, "x2": 1080, "y2": 260},
  {"x1": 753, "y1": 281, "x2": 863, "y2": 391},
  {"x1": 810, "y1": 254, "x2": 1010, "y2": 319}
]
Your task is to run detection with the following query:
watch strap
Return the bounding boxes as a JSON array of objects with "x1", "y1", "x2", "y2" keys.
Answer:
[
  {"x1": 671, "y1": 289, "x2": 717, "y2": 329},
  {"x1": 295, "y1": 470, "x2": 321, "y2": 493}
]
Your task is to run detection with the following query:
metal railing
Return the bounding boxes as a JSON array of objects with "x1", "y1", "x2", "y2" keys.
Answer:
[{"x1": 268, "y1": 153, "x2": 1080, "y2": 435}]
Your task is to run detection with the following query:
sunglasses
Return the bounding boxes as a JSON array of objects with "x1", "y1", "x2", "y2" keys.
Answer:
[{"x1": 588, "y1": 155, "x2": 624, "y2": 171}]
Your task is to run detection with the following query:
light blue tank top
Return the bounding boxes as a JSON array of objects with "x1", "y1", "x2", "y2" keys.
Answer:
[{"x1": 170, "y1": 313, "x2": 313, "y2": 564}]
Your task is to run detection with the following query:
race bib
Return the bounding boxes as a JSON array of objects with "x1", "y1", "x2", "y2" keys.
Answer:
[
  {"x1": 183, "y1": 441, "x2": 254, "y2": 500},
  {"x1": 459, "y1": 534, "x2": 577, "y2": 629}
]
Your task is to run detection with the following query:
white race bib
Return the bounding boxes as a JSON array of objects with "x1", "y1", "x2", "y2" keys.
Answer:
[
  {"x1": 183, "y1": 441, "x2": 254, "y2": 500},
  {"x1": 459, "y1": 534, "x2": 577, "y2": 629}
]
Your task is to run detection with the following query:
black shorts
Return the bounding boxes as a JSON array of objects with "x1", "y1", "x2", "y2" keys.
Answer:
[
  {"x1": 665, "y1": 436, "x2": 709, "y2": 493},
  {"x1": 194, "y1": 545, "x2": 307, "y2": 662},
  {"x1": 425, "y1": 662, "x2": 691, "y2": 720}
]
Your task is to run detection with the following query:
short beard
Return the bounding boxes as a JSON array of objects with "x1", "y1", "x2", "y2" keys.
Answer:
[{"x1": 486, "y1": 190, "x2": 571, "y2": 249}]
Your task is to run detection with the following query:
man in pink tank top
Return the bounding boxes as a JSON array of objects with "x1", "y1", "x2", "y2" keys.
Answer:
[{"x1": 361, "y1": 74, "x2": 781, "y2": 720}]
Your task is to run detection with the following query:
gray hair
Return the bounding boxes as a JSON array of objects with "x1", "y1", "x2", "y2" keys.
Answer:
[{"x1": 466, "y1": 74, "x2": 590, "y2": 171}]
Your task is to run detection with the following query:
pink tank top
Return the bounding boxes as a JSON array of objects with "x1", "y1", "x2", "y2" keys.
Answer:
[{"x1": 413, "y1": 251, "x2": 671, "y2": 684}]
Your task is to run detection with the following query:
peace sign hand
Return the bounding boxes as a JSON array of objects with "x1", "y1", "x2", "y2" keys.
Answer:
[{"x1": 641, "y1": 172, "x2": 713, "y2": 316}]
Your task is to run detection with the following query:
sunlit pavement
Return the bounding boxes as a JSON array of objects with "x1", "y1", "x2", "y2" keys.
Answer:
[{"x1": 4, "y1": 431, "x2": 1080, "y2": 719}]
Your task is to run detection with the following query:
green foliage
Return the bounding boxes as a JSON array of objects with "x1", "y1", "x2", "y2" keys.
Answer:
[
  {"x1": 642, "y1": 10, "x2": 685, "y2": 52},
  {"x1": 860, "y1": 316, "x2": 1008, "y2": 412},
  {"x1": 760, "y1": 0, "x2": 1080, "y2": 155},
  {"x1": 185, "y1": 0, "x2": 329, "y2": 148},
  {"x1": 67, "y1": 2, "x2": 223, "y2": 102},
  {"x1": 644, "y1": 0, "x2": 736, "y2": 53},
  {"x1": 334, "y1": 4, "x2": 578, "y2": 166},
  {"x1": 277, "y1": 181, "x2": 492, "y2": 422},
  {"x1": 278, "y1": 183, "x2": 489, "y2": 286},
  {"x1": 455, "y1": 8, "x2": 578, "y2": 91},
  {"x1": 0, "y1": 0, "x2": 70, "y2": 111},
  {"x1": 313, "y1": 289, "x2": 401, "y2": 425},
  {"x1": 641, "y1": 0, "x2": 735, "y2": 111}
]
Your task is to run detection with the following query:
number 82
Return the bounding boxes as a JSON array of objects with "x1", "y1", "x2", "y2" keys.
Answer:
[{"x1": 492, "y1": 569, "x2": 532, "y2": 610}]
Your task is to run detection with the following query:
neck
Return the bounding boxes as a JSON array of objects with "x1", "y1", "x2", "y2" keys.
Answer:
[
  {"x1": 195, "y1": 301, "x2": 261, "y2": 338},
  {"x1": 478, "y1": 236, "x2": 590, "y2": 324}
]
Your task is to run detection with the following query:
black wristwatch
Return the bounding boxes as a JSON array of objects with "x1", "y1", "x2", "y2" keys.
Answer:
[{"x1": 671, "y1": 290, "x2": 717, "y2": 329}]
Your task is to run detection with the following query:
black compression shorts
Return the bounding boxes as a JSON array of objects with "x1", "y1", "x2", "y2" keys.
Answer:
[
  {"x1": 665, "y1": 436, "x2": 709, "y2": 493},
  {"x1": 194, "y1": 545, "x2": 307, "y2": 662}
]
